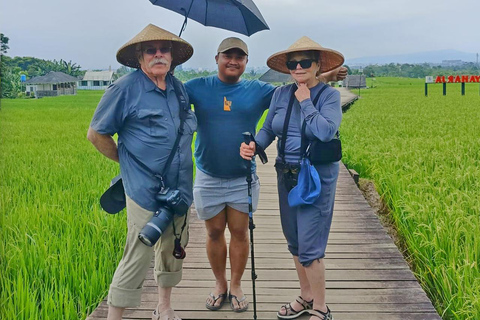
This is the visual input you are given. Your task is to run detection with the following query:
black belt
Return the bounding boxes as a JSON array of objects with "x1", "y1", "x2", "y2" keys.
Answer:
[{"x1": 274, "y1": 162, "x2": 300, "y2": 174}]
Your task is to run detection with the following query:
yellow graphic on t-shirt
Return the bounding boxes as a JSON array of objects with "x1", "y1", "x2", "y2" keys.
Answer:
[{"x1": 223, "y1": 97, "x2": 232, "y2": 111}]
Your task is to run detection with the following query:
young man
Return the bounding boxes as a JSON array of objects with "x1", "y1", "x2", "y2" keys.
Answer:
[
  {"x1": 185, "y1": 38, "x2": 346, "y2": 313},
  {"x1": 185, "y1": 38, "x2": 274, "y2": 313}
]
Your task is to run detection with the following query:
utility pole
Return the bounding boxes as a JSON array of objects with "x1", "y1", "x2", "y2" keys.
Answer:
[{"x1": 358, "y1": 68, "x2": 363, "y2": 97}]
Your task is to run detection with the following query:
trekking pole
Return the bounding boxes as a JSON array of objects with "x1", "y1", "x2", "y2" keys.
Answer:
[{"x1": 243, "y1": 132, "x2": 258, "y2": 320}]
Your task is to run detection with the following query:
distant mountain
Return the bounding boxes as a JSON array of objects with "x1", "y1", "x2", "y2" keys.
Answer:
[{"x1": 346, "y1": 50, "x2": 478, "y2": 66}]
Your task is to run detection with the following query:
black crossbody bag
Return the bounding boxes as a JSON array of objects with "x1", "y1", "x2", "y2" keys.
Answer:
[{"x1": 301, "y1": 86, "x2": 342, "y2": 165}]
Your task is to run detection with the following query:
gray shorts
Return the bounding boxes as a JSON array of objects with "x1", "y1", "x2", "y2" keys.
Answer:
[{"x1": 193, "y1": 168, "x2": 260, "y2": 221}]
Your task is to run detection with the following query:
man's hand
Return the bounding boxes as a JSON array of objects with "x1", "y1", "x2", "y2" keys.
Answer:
[
  {"x1": 295, "y1": 83, "x2": 311, "y2": 102},
  {"x1": 87, "y1": 127, "x2": 119, "y2": 162},
  {"x1": 318, "y1": 66, "x2": 348, "y2": 83},
  {"x1": 335, "y1": 67, "x2": 348, "y2": 81},
  {"x1": 240, "y1": 141, "x2": 256, "y2": 160}
]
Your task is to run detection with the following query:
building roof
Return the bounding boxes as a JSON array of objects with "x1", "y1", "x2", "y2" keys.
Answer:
[
  {"x1": 82, "y1": 70, "x2": 114, "y2": 81},
  {"x1": 25, "y1": 71, "x2": 80, "y2": 84},
  {"x1": 259, "y1": 69, "x2": 292, "y2": 83}
]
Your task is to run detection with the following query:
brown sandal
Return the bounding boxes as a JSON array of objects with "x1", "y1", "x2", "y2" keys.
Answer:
[
  {"x1": 277, "y1": 296, "x2": 313, "y2": 319},
  {"x1": 308, "y1": 306, "x2": 333, "y2": 320}
]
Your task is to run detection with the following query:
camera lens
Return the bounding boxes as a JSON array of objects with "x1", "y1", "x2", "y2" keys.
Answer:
[
  {"x1": 138, "y1": 207, "x2": 174, "y2": 247},
  {"x1": 138, "y1": 232, "x2": 154, "y2": 247}
]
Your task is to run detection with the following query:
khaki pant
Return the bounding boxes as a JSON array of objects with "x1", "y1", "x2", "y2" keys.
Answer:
[{"x1": 107, "y1": 195, "x2": 189, "y2": 308}]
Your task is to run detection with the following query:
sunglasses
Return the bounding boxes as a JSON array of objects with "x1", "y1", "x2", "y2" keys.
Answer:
[
  {"x1": 144, "y1": 47, "x2": 172, "y2": 55},
  {"x1": 286, "y1": 59, "x2": 315, "y2": 70}
]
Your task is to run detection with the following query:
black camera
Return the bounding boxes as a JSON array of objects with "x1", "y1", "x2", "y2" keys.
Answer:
[{"x1": 138, "y1": 188, "x2": 189, "y2": 247}]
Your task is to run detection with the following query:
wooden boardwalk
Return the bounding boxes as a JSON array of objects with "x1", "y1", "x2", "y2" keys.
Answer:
[{"x1": 87, "y1": 88, "x2": 440, "y2": 320}]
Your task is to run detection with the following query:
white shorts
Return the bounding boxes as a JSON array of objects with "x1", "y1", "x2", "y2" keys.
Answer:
[{"x1": 193, "y1": 168, "x2": 260, "y2": 221}]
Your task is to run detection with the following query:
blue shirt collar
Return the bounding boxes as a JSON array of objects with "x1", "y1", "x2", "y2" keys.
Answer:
[{"x1": 139, "y1": 69, "x2": 175, "y2": 95}]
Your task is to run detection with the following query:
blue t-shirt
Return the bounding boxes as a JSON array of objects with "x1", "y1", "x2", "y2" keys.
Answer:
[
  {"x1": 185, "y1": 76, "x2": 275, "y2": 179},
  {"x1": 90, "y1": 70, "x2": 196, "y2": 211}
]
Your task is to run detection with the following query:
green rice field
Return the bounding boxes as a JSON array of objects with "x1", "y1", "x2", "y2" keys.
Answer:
[
  {"x1": 340, "y1": 78, "x2": 480, "y2": 319},
  {"x1": 0, "y1": 91, "x2": 125, "y2": 319},
  {"x1": 1, "y1": 79, "x2": 479, "y2": 319}
]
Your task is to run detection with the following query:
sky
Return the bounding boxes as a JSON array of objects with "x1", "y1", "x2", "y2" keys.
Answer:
[{"x1": 1, "y1": 0, "x2": 479, "y2": 71}]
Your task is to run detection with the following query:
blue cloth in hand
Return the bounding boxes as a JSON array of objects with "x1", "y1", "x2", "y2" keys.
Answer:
[{"x1": 288, "y1": 158, "x2": 321, "y2": 207}]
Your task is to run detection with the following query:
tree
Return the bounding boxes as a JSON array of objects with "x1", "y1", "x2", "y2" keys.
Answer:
[
  {"x1": 1, "y1": 33, "x2": 9, "y2": 54},
  {"x1": 59, "y1": 59, "x2": 82, "y2": 77},
  {"x1": 114, "y1": 65, "x2": 134, "y2": 80},
  {"x1": 1, "y1": 33, "x2": 11, "y2": 100},
  {"x1": 1, "y1": 67, "x2": 23, "y2": 98}
]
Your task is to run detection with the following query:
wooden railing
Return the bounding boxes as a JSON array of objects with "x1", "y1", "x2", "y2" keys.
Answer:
[{"x1": 36, "y1": 88, "x2": 76, "y2": 97}]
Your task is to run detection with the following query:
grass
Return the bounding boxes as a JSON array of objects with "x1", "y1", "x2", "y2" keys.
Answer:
[
  {"x1": 340, "y1": 78, "x2": 480, "y2": 319},
  {"x1": 1, "y1": 91, "x2": 126, "y2": 319},
  {"x1": 2, "y1": 79, "x2": 479, "y2": 319}
]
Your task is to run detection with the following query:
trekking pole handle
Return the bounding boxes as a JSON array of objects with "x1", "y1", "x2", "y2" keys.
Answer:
[{"x1": 243, "y1": 132, "x2": 253, "y2": 145}]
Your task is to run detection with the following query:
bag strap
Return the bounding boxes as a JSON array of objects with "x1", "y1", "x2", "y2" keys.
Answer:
[
  {"x1": 160, "y1": 76, "x2": 188, "y2": 187},
  {"x1": 125, "y1": 75, "x2": 188, "y2": 188},
  {"x1": 279, "y1": 84, "x2": 297, "y2": 163},
  {"x1": 311, "y1": 85, "x2": 340, "y2": 139},
  {"x1": 300, "y1": 84, "x2": 330, "y2": 156}
]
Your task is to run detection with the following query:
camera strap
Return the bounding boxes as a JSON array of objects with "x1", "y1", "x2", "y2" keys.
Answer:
[{"x1": 158, "y1": 75, "x2": 189, "y2": 189}]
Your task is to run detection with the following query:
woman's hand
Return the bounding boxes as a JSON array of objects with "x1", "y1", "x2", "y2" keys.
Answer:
[
  {"x1": 295, "y1": 83, "x2": 311, "y2": 102},
  {"x1": 240, "y1": 141, "x2": 256, "y2": 160}
]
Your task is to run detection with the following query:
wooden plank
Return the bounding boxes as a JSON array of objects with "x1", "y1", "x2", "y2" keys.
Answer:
[{"x1": 87, "y1": 91, "x2": 440, "y2": 319}]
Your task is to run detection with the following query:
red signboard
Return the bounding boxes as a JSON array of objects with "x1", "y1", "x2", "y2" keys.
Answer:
[{"x1": 435, "y1": 75, "x2": 480, "y2": 83}]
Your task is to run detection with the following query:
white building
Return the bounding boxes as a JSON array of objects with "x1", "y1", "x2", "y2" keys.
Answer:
[{"x1": 78, "y1": 70, "x2": 114, "y2": 90}]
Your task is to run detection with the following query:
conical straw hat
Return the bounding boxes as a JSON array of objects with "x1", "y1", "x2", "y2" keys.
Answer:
[
  {"x1": 116, "y1": 24, "x2": 193, "y2": 68},
  {"x1": 267, "y1": 36, "x2": 344, "y2": 74}
]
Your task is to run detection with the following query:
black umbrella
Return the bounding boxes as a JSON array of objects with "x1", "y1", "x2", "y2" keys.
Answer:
[{"x1": 149, "y1": 0, "x2": 269, "y2": 37}]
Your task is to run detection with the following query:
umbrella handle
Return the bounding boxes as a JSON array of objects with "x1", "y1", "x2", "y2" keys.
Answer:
[
  {"x1": 179, "y1": 13, "x2": 188, "y2": 37},
  {"x1": 178, "y1": 1, "x2": 195, "y2": 37}
]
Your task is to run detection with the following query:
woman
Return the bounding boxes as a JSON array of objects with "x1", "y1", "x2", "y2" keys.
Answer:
[{"x1": 240, "y1": 36, "x2": 344, "y2": 320}]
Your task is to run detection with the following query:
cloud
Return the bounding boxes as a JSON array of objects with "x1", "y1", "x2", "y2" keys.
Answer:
[{"x1": 1, "y1": 0, "x2": 478, "y2": 70}]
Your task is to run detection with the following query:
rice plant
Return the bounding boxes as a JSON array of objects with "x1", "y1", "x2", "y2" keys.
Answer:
[
  {"x1": 1, "y1": 91, "x2": 126, "y2": 319},
  {"x1": 341, "y1": 78, "x2": 480, "y2": 319}
]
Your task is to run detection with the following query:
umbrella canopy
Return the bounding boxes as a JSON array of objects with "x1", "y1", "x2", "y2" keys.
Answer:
[{"x1": 149, "y1": 0, "x2": 269, "y2": 36}]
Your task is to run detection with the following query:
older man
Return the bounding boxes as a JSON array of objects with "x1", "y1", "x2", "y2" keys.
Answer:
[
  {"x1": 87, "y1": 24, "x2": 196, "y2": 320},
  {"x1": 185, "y1": 38, "x2": 347, "y2": 313}
]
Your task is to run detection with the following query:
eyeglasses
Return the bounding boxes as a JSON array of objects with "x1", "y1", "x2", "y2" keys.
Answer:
[
  {"x1": 286, "y1": 59, "x2": 315, "y2": 70},
  {"x1": 143, "y1": 47, "x2": 172, "y2": 55}
]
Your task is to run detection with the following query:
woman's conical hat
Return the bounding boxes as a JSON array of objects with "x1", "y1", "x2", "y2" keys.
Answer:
[{"x1": 267, "y1": 36, "x2": 344, "y2": 74}]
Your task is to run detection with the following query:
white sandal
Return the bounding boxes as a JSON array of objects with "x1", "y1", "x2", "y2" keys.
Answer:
[{"x1": 152, "y1": 308, "x2": 182, "y2": 320}]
